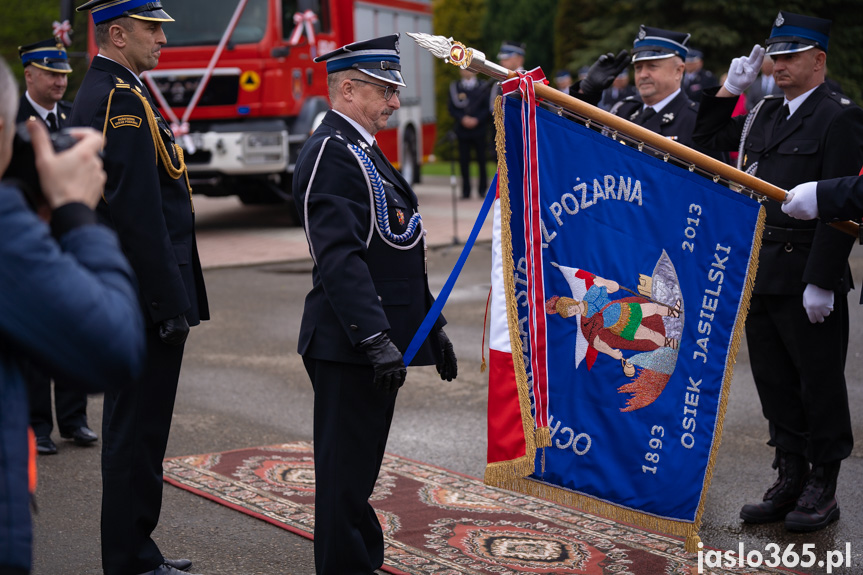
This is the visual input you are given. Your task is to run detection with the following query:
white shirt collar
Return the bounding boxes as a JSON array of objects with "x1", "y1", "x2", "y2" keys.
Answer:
[
  {"x1": 333, "y1": 109, "x2": 376, "y2": 147},
  {"x1": 645, "y1": 88, "x2": 681, "y2": 114},
  {"x1": 783, "y1": 84, "x2": 820, "y2": 118},
  {"x1": 24, "y1": 91, "x2": 57, "y2": 120},
  {"x1": 97, "y1": 54, "x2": 144, "y2": 86}
]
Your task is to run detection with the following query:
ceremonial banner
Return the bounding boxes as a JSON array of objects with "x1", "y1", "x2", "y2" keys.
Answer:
[{"x1": 485, "y1": 94, "x2": 765, "y2": 549}]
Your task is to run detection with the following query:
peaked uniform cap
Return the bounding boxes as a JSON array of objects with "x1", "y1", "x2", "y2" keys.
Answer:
[
  {"x1": 631, "y1": 26, "x2": 690, "y2": 62},
  {"x1": 314, "y1": 33, "x2": 405, "y2": 87},
  {"x1": 18, "y1": 38, "x2": 72, "y2": 73},
  {"x1": 76, "y1": 0, "x2": 174, "y2": 25},
  {"x1": 497, "y1": 41, "x2": 525, "y2": 60},
  {"x1": 765, "y1": 11, "x2": 830, "y2": 55}
]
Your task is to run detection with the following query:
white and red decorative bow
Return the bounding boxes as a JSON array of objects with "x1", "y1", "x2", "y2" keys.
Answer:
[
  {"x1": 52, "y1": 20, "x2": 73, "y2": 47},
  {"x1": 288, "y1": 10, "x2": 318, "y2": 51},
  {"x1": 501, "y1": 67, "x2": 552, "y2": 433}
]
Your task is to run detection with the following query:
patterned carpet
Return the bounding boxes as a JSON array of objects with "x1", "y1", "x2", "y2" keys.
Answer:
[{"x1": 163, "y1": 442, "x2": 794, "y2": 575}]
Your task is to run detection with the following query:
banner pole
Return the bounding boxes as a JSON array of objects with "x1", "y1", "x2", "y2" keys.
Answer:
[{"x1": 408, "y1": 33, "x2": 858, "y2": 239}]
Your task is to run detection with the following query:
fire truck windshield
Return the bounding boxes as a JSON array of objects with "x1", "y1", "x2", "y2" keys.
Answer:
[{"x1": 163, "y1": 0, "x2": 269, "y2": 46}]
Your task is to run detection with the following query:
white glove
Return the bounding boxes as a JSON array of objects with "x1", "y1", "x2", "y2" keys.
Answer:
[
  {"x1": 802, "y1": 284, "x2": 834, "y2": 324},
  {"x1": 723, "y1": 45, "x2": 765, "y2": 95},
  {"x1": 782, "y1": 181, "x2": 819, "y2": 220}
]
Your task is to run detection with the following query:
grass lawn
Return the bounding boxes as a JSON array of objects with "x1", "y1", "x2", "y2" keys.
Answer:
[{"x1": 421, "y1": 160, "x2": 498, "y2": 179}]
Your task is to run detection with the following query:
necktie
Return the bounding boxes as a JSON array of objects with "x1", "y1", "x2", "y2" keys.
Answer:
[
  {"x1": 774, "y1": 103, "x2": 790, "y2": 135},
  {"x1": 46, "y1": 112, "x2": 58, "y2": 132},
  {"x1": 637, "y1": 107, "x2": 656, "y2": 125}
]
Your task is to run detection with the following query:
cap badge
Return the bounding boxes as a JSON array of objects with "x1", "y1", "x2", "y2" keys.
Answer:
[
  {"x1": 774, "y1": 13, "x2": 785, "y2": 27},
  {"x1": 637, "y1": 29, "x2": 646, "y2": 41},
  {"x1": 394, "y1": 39, "x2": 400, "y2": 54}
]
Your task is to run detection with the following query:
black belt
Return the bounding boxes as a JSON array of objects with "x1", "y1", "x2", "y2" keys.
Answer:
[{"x1": 763, "y1": 225, "x2": 816, "y2": 244}]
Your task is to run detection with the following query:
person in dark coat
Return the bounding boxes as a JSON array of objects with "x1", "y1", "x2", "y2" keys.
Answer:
[
  {"x1": 448, "y1": 68, "x2": 491, "y2": 198},
  {"x1": 682, "y1": 49, "x2": 718, "y2": 103},
  {"x1": 606, "y1": 26, "x2": 726, "y2": 161},
  {"x1": 69, "y1": 1, "x2": 209, "y2": 574},
  {"x1": 0, "y1": 54, "x2": 145, "y2": 575},
  {"x1": 14, "y1": 37, "x2": 97, "y2": 456},
  {"x1": 693, "y1": 10, "x2": 863, "y2": 533},
  {"x1": 292, "y1": 34, "x2": 457, "y2": 575}
]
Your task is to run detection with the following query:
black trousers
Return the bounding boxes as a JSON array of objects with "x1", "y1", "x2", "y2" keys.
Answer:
[
  {"x1": 745, "y1": 292, "x2": 853, "y2": 465},
  {"x1": 101, "y1": 329, "x2": 185, "y2": 575},
  {"x1": 23, "y1": 361, "x2": 88, "y2": 438},
  {"x1": 457, "y1": 131, "x2": 488, "y2": 198},
  {"x1": 303, "y1": 356, "x2": 397, "y2": 575}
]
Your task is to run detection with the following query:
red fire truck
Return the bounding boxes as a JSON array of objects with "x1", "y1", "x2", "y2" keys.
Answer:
[{"x1": 86, "y1": 0, "x2": 437, "y2": 208}]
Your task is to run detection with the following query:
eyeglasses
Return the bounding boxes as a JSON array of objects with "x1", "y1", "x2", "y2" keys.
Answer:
[{"x1": 349, "y1": 78, "x2": 400, "y2": 101}]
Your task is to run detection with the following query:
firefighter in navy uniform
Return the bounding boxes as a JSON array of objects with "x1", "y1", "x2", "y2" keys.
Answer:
[
  {"x1": 610, "y1": 26, "x2": 719, "y2": 158},
  {"x1": 694, "y1": 11, "x2": 863, "y2": 533},
  {"x1": 69, "y1": 1, "x2": 208, "y2": 574},
  {"x1": 448, "y1": 68, "x2": 491, "y2": 198},
  {"x1": 13, "y1": 37, "x2": 99, "y2": 455},
  {"x1": 293, "y1": 34, "x2": 458, "y2": 575},
  {"x1": 16, "y1": 38, "x2": 73, "y2": 133}
]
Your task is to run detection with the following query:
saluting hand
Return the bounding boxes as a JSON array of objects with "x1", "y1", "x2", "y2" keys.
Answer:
[
  {"x1": 579, "y1": 50, "x2": 629, "y2": 97},
  {"x1": 723, "y1": 44, "x2": 765, "y2": 96}
]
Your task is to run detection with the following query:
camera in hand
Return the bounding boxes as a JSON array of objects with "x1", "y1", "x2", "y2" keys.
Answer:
[{"x1": 4, "y1": 122, "x2": 79, "y2": 211}]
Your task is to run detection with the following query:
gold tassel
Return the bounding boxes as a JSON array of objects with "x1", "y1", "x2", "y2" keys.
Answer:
[
  {"x1": 685, "y1": 534, "x2": 702, "y2": 554},
  {"x1": 535, "y1": 426, "x2": 551, "y2": 449}
]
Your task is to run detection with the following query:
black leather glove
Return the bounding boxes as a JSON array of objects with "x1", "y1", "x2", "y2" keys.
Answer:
[
  {"x1": 579, "y1": 49, "x2": 630, "y2": 97},
  {"x1": 359, "y1": 332, "x2": 407, "y2": 394},
  {"x1": 435, "y1": 329, "x2": 457, "y2": 382},
  {"x1": 158, "y1": 314, "x2": 189, "y2": 346}
]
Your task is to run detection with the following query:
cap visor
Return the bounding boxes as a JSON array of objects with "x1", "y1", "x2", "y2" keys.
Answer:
[
  {"x1": 130, "y1": 9, "x2": 174, "y2": 22},
  {"x1": 765, "y1": 42, "x2": 815, "y2": 56},
  {"x1": 31, "y1": 62, "x2": 73, "y2": 74},
  {"x1": 360, "y1": 69, "x2": 406, "y2": 87},
  {"x1": 631, "y1": 51, "x2": 676, "y2": 62}
]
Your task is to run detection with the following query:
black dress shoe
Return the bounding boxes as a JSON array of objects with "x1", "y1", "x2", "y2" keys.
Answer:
[
  {"x1": 60, "y1": 426, "x2": 98, "y2": 446},
  {"x1": 36, "y1": 436, "x2": 58, "y2": 455},
  {"x1": 163, "y1": 558, "x2": 192, "y2": 572}
]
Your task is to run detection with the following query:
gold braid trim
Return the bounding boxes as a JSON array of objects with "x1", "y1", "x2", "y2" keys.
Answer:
[
  {"x1": 128, "y1": 89, "x2": 187, "y2": 181},
  {"x1": 483, "y1": 95, "x2": 540, "y2": 488}
]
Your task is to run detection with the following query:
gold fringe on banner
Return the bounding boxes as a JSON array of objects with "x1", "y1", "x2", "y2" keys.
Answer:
[
  {"x1": 483, "y1": 95, "x2": 541, "y2": 487},
  {"x1": 482, "y1": 90, "x2": 768, "y2": 555}
]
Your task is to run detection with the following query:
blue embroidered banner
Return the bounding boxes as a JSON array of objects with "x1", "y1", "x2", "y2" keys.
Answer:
[{"x1": 491, "y1": 96, "x2": 764, "y2": 547}]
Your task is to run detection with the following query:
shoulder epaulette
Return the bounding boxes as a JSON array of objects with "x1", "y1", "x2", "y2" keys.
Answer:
[{"x1": 763, "y1": 94, "x2": 781, "y2": 100}]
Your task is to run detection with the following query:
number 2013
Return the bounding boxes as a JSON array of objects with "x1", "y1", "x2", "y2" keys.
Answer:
[{"x1": 682, "y1": 204, "x2": 701, "y2": 253}]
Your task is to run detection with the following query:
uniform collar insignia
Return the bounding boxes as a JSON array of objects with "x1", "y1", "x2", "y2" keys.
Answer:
[
  {"x1": 662, "y1": 112, "x2": 674, "y2": 124},
  {"x1": 60, "y1": 112, "x2": 66, "y2": 120}
]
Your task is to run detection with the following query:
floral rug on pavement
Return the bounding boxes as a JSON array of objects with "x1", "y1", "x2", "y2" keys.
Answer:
[{"x1": 163, "y1": 442, "x2": 796, "y2": 575}]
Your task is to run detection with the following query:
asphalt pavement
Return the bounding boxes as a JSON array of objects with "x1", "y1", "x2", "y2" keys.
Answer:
[{"x1": 31, "y1": 175, "x2": 863, "y2": 575}]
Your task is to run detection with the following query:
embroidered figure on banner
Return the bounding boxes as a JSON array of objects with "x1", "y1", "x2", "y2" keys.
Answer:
[{"x1": 545, "y1": 251, "x2": 684, "y2": 412}]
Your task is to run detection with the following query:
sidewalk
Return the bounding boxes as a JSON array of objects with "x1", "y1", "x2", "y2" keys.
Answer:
[{"x1": 193, "y1": 175, "x2": 494, "y2": 270}]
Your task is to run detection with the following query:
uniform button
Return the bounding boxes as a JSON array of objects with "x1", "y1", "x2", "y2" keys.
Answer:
[
  {"x1": 793, "y1": 147, "x2": 799, "y2": 152},
  {"x1": 151, "y1": 301, "x2": 159, "y2": 309},
  {"x1": 378, "y1": 295, "x2": 382, "y2": 302},
  {"x1": 350, "y1": 324, "x2": 359, "y2": 331}
]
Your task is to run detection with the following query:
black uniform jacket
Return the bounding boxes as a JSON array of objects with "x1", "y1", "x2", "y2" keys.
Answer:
[
  {"x1": 69, "y1": 56, "x2": 209, "y2": 326},
  {"x1": 693, "y1": 84, "x2": 863, "y2": 295},
  {"x1": 615, "y1": 91, "x2": 704, "y2": 149},
  {"x1": 448, "y1": 78, "x2": 492, "y2": 137},
  {"x1": 16, "y1": 95, "x2": 72, "y2": 131},
  {"x1": 817, "y1": 175, "x2": 863, "y2": 222},
  {"x1": 293, "y1": 110, "x2": 444, "y2": 366}
]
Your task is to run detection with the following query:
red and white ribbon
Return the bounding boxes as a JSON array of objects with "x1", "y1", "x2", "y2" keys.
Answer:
[
  {"x1": 52, "y1": 20, "x2": 72, "y2": 47},
  {"x1": 288, "y1": 10, "x2": 318, "y2": 47},
  {"x1": 502, "y1": 67, "x2": 551, "y2": 432}
]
